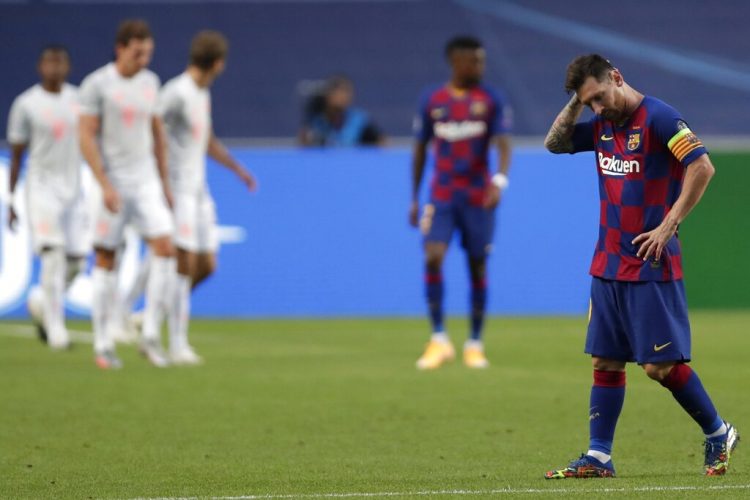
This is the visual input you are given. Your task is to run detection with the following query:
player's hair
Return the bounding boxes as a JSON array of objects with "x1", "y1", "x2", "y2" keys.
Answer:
[
  {"x1": 444, "y1": 35, "x2": 483, "y2": 58},
  {"x1": 38, "y1": 44, "x2": 69, "y2": 61},
  {"x1": 324, "y1": 75, "x2": 353, "y2": 94},
  {"x1": 565, "y1": 54, "x2": 615, "y2": 94},
  {"x1": 115, "y1": 19, "x2": 152, "y2": 47},
  {"x1": 190, "y1": 30, "x2": 229, "y2": 70}
]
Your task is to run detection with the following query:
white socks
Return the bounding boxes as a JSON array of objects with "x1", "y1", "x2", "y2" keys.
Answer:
[
  {"x1": 168, "y1": 273, "x2": 192, "y2": 353},
  {"x1": 431, "y1": 332, "x2": 450, "y2": 343},
  {"x1": 141, "y1": 256, "x2": 175, "y2": 342},
  {"x1": 40, "y1": 248, "x2": 68, "y2": 348},
  {"x1": 92, "y1": 267, "x2": 117, "y2": 352},
  {"x1": 586, "y1": 449, "x2": 611, "y2": 464},
  {"x1": 707, "y1": 421, "x2": 728, "y2": 439}
]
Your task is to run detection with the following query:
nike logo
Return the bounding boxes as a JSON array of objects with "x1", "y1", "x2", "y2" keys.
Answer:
[
  {"x1": 601, "y1": 134, "x2": 614, "y2": 141},
  {"x1": 653, "y1": 342, "x2": 672, "y2": 352}
]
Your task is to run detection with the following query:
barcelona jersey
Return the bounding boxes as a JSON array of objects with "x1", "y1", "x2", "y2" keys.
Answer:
[
  {"x1": 571, "y1": 96, "x2": 707, "y2": 281},
  {"x1": 414, "y1": 84, "x2": 511, "y2": 207}
]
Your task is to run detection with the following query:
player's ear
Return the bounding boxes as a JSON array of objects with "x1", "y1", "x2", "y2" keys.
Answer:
[{"x1": 611, "y1": 69, "x2": 623, "y2": 87}]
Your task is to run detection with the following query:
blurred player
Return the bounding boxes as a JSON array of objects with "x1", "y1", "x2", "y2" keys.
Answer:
[
  {"x1": 6, "y1": 45, "x2": 89, "y2": 349},
  {"x1": 410, "y1": 36, "x2": 512, "y2": 370},
  {"x1": 543, "y1": 54, "x2": 738, "y2": 478},
  {"x1": 158, "y1": 30, "x2": 256, "y2": 364},
  {"x1": 79, "y1": 20, "x2": 175, "y2": 369}
]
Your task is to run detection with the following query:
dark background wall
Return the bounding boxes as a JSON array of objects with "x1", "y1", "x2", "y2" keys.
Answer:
[{"x1": 2, "y1": 0, "x2": 750, "y2": 139}]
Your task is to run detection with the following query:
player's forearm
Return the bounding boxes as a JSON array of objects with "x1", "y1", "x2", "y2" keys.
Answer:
[
  {"x1": 8, "y1": 144, "x2": 25, "y2": 195},
  {"x1": 665, "y1": 155, "x2": 715, "y2": 227},
  {"x1": 544, "y1": 95, "x2": 584, "y2": 154},
  {"x1": 151, "y1": 118, "x2": 170, "y2": 186},
  {"x1": 80, "y1": 133, "x2": 112, "y2": 190},
  {"x1": 496, "y1": 135, "x2": 512, "y2": 176},
  {"x1": 208, "y1": 135, "x2": 241, "y2": 173},
  {"x1": 411, "y1": 143, "x2": 427, "y2": 201}
]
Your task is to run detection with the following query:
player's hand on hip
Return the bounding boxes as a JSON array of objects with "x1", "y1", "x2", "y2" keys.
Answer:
[
  {"x1": 103, "y1": 185, "x2": 121, "y2": 213},
  {"x1": 632, "y1": 220, "x2": 677, "y2": 261},
  {"x1": 408, "y1": 201, "x2": 419, "y2": 228},
  {"x1": 7, "y1": 207, "x2": 18, "y2": 232},
  {"x1": 484, "y1": 185, "x2": 502, "y2": 209}
]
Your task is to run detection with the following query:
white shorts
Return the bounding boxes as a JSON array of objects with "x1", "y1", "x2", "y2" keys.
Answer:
[
  {"x1": 26, "y1": 183, "x2": 90, "y2": 256},
  {"x1": 94, "y1": 180, "x2": 174, "y2": 250},
  {"x1": 173, "y1": 189, "x2": 218, "y2": 253}
]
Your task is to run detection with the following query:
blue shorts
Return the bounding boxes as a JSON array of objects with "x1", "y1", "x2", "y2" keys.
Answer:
[
  {"x1": 423, "y1": 202, "x2": 495, "y2": 258},
  {"x1": 585, "y1": 277, "x2": 691, "y2": 364}
]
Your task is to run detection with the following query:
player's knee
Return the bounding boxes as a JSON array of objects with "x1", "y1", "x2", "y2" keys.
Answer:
[
  {"x1": 642, "y1": 363, "x2": 674, "y2": 382},
  {"x1": 149, "y1": 236, "x2": 175, "y2": 258},
  {"x1": 94, "y1": 248, "x2": 116, "y2": 270},
  {"x1": 591, "y1": 357, "x2": 625, "y2": 371},
  {"x1": 425, "y1": 247, "x2": 445, "y2": 269}
]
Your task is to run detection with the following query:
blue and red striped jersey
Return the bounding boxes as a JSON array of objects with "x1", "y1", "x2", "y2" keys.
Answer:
[
  {"x1": 571, "y1": 96, "x2": 707, "y2": 281},
  {"x1": 415, "y1": 84, "x2": 511, "y2": 206}
]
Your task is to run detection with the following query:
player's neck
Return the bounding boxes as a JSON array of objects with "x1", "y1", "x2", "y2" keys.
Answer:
[
  {"x1": 622, "y1": 85, "x2": 644, "y2": 118},
  {"x1": 41, "y1": 81, "x2": 64, "y2": 94},
  {"x1": 187, "y1": 66, "x2": 212, "y2": 88},
  {"x1": 115, "y1": 60, "x2": 140, "y2": 78}
]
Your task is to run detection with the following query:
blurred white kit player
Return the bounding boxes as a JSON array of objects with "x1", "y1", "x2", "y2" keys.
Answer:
[
  {"x1": 79, "y1": 19, "x2": 176, "y2": 369},
  {"x1": 6, "y1": 46, "x2": 90, "y2": 350},
  {"x1": 157, "y1": 30, "x2": 256, "y2": 364}
]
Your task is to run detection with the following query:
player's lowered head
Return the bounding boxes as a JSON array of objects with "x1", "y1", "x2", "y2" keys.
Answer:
[
  {"x1": 445, "y1": 35, "x2": 485, "y2": 89},
  {"x1": 114, "y1": 19, "x2": 154, "y2": 77},
  {"x1": 38, "y1": 45, "x2": 70, "y2": 92},
  {"x1": 565, "y1": 54, "x2": 640, "y2": 123},
  {"x1": 188, "y1": 30, "x2": 229, "y2": 88}
]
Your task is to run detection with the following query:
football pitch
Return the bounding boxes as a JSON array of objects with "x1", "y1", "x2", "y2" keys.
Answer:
[{"x1": 1, "y1": 312, "x2": 748, "y2": 499}]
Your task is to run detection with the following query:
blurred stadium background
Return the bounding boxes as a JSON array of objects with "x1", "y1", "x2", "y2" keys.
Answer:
[{"x1": 1, "y1": 0, "x2": 748, "y2": 319}]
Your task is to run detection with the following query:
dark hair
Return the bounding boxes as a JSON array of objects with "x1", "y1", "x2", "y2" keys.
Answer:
[
  {"x1": 324, "y1": 75, "x2": 352, "y2": 94},
  {"x1": 444, "y1": 35, "x2": 483, "y2": 58},
  {"x1": 39, "y1": 44, "x2": 69, "y2": 61},
  {"x1": 115, "y1": 19, "x2": 152, "y2": 47},
  {"x1": 190, "y1": 30, "x2": 229, "y2": 70},
  {"x1": 565, "y1": 54, "x2": 614, "y2": 93}
]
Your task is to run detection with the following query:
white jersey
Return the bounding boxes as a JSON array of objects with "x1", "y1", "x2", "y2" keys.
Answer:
[
  {"x1": 157, "y1": 72, "x2": 211, "y2": 194},
  {"x1": 7, "y1": 83, "x2": 81, "y2": 200},
  {"x1": 78, "y1": 63, "x2": 161, "y2": 188}
]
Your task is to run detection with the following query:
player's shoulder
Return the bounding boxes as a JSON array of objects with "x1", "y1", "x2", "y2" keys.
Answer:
[
  {"x1": 475, "y1": 83, "x2": 507, "y2": 103},
  {"x1": 418, "y1": 83, "x2": 448, "y2": 106},
  {"x1": 138, "y1": 68, "x2": 161, "y2": 87},
  {"x1": 643, "y1": 95, "x2": 682, "y2": 121},
  {"x1": 13, "y1": 84, "x2": 41, "y2": 106},
  {"x1": 80, "y1": 63, "x2": 112, "y2": 86},
  {"x1": 63, "y1": 82, "x2": 78, "y2": 96}
]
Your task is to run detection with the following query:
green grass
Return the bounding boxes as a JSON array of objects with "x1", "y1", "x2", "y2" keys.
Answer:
[{"x1": 0, "y1": 312, "x2": 748, "y2": 499}]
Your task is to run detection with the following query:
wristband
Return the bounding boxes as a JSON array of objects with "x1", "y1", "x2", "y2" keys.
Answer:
[{"x1": 492, "y1": 173, "x2": 509, "y2": 191}]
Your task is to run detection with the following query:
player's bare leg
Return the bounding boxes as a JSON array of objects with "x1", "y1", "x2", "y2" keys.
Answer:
[
  {"x1": 92, "y1": 248, "x2": 122, "y2": 369},
  {"x1": 191, "y1": 252, "x2": 216, "y2": 290},
  {"x1": 416, "y1": 242, "x2": 454, "y2": 370},
  {"x1": 167, "y1": 247, "x2": 203, "y2": 365},
  {"x1": 139, "y1": 235, "x2": 175, "y2": 367},
  {"x1": 464, "y1": 256, "x2": 489, "y2": 368}
]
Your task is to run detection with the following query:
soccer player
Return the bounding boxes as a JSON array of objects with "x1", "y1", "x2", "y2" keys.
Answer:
[
  {"x1": 158, "y1": 30, "x2": 256, "y2": 364},
  {"x1": 410, "y1": 36, "x2": 512, "y2": 370},
  {"x1": 6, "y1": 45, "x2": 89, "y2": 349},
  {"x1": 79, "y1": 20, "x2": 175, "y2": 369},
  {"x1": 543, "y1": 54, "x2": 738, "y2": 478}
]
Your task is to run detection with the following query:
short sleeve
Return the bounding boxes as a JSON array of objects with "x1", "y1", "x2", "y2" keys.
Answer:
[
  {"x1": 156, "y1": 83, "x2": 182, "y2": 122},
  {"x1": 78, "y1": 73, "x2": 102, "y2": 116},
  {"x1": 570, "y1": 118, "x2": 595, "y2": 153},
  {"x1": 7, "y1": 96, "x2": 30, "y2": 144},
  {"x1": 488, "y1": 88, "x2": 512, "y2": 136},
  {"x1": 650, "y1": 102, "x2": 707, "y2": 166},
  {"x1": 413, "y1": 90, "x2": 434, "y2": 143}
]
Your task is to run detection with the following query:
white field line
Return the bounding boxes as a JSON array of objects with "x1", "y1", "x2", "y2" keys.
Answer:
[{"x1": 131, "y1": 483, "x2": 750, "y2": 499}]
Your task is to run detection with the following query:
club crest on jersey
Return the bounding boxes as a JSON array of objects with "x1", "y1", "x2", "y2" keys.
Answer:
[
  {"x1": 430, "y1": 107, "x2": 447, "y2": 120},
  {"x1": 627, "y1": 132, "x2": 641, "y2": 151},
  {"x1": 470, "y1": 101, "x2": 487, "y2": 117}
]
